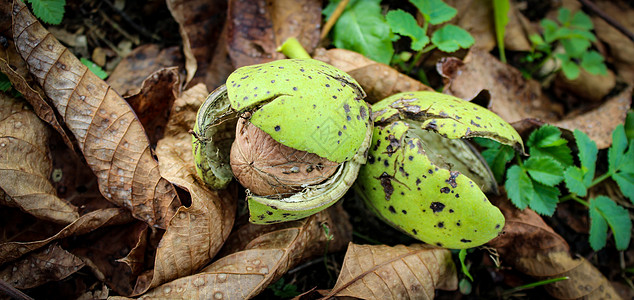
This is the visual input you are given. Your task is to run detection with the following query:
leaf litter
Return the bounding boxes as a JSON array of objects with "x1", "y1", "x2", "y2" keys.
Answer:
[{"x1": 1, "y1": 0, "x2": 634, "y2": 298}]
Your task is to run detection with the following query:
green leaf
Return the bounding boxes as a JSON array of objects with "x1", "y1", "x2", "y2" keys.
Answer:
[
  {"x1": 608, "y1": 125, "x2": 628, "y2": 173},
  {"x1": 613, "y1": 172, "x2": 634, "y2": 202},
  {"x1": 481, "y1": 145, "x2": 515, "y2": 183},
  {"x1": 80, "y1": 58, "x2": 108, "y2": 80},
  {"x1": 529, "y1": 181, "x2": 560, "y2": 216},
  {"x1": 0, "y1": 72, "x2": 11, "y2": 92},
  {"x1": 330, "y1": 0, "x2": 394, "y2": 64},
  {"x1": 564, "y1": 166, "x2": 587, "y2": 196},
  {"x1": 529, "y1": 34, "x2": 545, "y2": 46},
  {"x1": 431, "y1": 24, "x2": 475, "y2": 53},
  {"x1": 28, "y1": 0, "x2": 66, "y2": 25},
  {"x1": 493, "y1": 0, "x2": 510, "y2": 62},
  {"x1": 386, "y1": 9, "x2": 429, "y2": 51},
  {"x1": 506, "y1": 165, "x2": 533, "y2": 210},
  {"x1": 525, "y1": 156, "x2": 564, "y2": 186},
  {"x1": 573, "y1": 129, "x2": 598, "y2": 186},
  {"x1": 561, "y1": 37, "x2": 591, "y2": 58},
  {"x1": 409, "y1": 0, "x2": 457, "y2": 25},
  {"x1": 458, "y1": 249, "x2": 473, "y2": 281},
  {"x1": 589, "y1": 196, "x2": 632, "y2": 250},
  {"x1": 268, "y1": 278, "x2": 301, "y2": 298},
  {"x1": 581, "y1": 51, "x2": 607, "y2": 75},
  {"x1": 559, "y1": 55, "x2": 580, "y2": 80},
  {"x1": 570, "y1": 10, "x2": 593, "y2": 30},
  {"x1": 557, "y1": 8, "x2": 572, "y2": 25},
  {"x1": 625, "y1": 111, "x2": 634, "y2": 141},
  {"x1": 541, "y1": 19, "x2": 559, "y2": 43},
  {"x1": 527, "y1": 125, "x2": 573, "y2": 167}
]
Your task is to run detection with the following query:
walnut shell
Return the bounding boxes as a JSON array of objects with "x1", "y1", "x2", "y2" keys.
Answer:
[{"x1": 230, "y1": 117, "x2": 339, "y2": 198}]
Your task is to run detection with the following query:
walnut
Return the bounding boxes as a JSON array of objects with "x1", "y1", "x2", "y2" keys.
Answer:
[{"x1": 230, "y1": 117, "x2": 339, "y2": 198}]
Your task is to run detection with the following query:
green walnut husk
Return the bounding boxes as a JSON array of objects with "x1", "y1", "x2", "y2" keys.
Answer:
[
  {"x1": 193, "y1": 59, "x2": 373, "y2": 224},
  {"x1": 356, "y1": 91, "x2": 524, "y2": 249}
]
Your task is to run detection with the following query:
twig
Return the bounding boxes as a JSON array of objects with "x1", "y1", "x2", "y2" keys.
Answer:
[
  {"x1": 0, "y1": 279, "x2": 33, "y2": 300},
  {"x1": 320, "y1": 0, "x2": 350, "y2": 40},
  {"x1": 578, "y1": 0, "x2": 634, "y2": 42}
]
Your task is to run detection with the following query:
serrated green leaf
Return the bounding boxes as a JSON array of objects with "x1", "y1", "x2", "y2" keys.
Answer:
[
  {"x1": 529, "y1": 181, "x2": 560, "y2": 216},
  {"x1": 431, "y1": 24, "x2": 475, "y2": 53},
  {"x1": 569, "y1": 28, "x2": 596, "y2": 42},
  {"x1": 409, "y1": 0, "x2": 457, "y2": 25},
  {"x1": 564, "y1": 166, "x2": 587, "y2": 196},
  {"x1": 573, "y1": 129, "x2": 598, "y2": 186},
  {"x1": 570, "y1": 10, "x2": 593, "y2": 30},
  {"x1": 608, "y1": 125, "x2": 627, "y2": 172},
  {"x1": 28, "y1": 0, "x2": 66, "y2": 25},
  {"x1": 589, "y1": 196, "x2": 632, "y2": 250},
  {"x1": 493, "y1": 0, "x2": 510, "y2": 62},
  {"x1": 330, "y1": 0, "x2": 394, "y2": 64},
  {"x1": 386, "y1": 9, "x2": 429, "y2": 51},
  {"x1": 527, "y1": 125, "x2": 573, "y2": 167},
  {"x1": 613, "y1": 172, "x2": 634, "y2": 203},
  {"x1": 80, "y1": 58, "x2": 108, "y2": 80},
  {"x1": 561, "y1": 37, "x2": 591, "y2": 58},
  {"x1": 473, "y1": 137, "x2": 500, "y2": 149},
  {"x1": 458, "y1": 249, "x2": 473, "y2": 281},
  {"x1": 557, "y1": 8, "x2": 572, "y2": 25},
  {"x1": 560, "y1": 56, "x2": 580, "y2": 79},
  {"x1": 581, "y1": 51, "x2": 607, "y2": 75},
  {"x1": 625, "y1": 111, "x2": 634, "y2": 141},
  {"x1": 525, "y1": 156, "x2": 564, "y2": 186},
  {"x1": 0, "y1": 73, "x2": 11, "y2": 92},
  {"x1": 506, "y1": 165, "x2": 533, "y2": 210},
  {"x1": 481, "y1": 145, "x2": 514, "y2": 183}
]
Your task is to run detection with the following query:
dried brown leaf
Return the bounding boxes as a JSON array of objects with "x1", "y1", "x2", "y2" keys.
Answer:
[
  {"x1": 124, "y1": 67, "x2": 180, "y2": 145},
  {"x1": 314, "y1": 48, "x2": 433, "y2": 103},
  {"x1": 0, "y1": 207, "x2": 130, "y2": 265},
  {"x1": 593, "y1": 1, "x2": 634, "y2": 83},
  {"x1": 128, "y1": 84, "x2": 237, "y2": 295},
  {"x1": 438, "y1": 49, "x2": 563, "y2": 123},
  {"x1": 0, "y1": 243, "x2": 84, "y2": 289},
  {"x1": 0, "y1": 93, "x2": 79, "y2": 224},
  {"x1": 166, "y1": 0, "x2": 227, "y2": 85},
  {"x1": 226, "y1": 0, "x2": 321, "y2": 68},
  {"x1": 11, "y1": 0, "x2": 181, "y2": 228},
  {"x1": 554, "y1": 86, "x2": 632, "y2": 149},
  {"x1": 107, "y1": 44, "x2": 183, "y2": 97},
  {"x1": 131, "y1": 205, "x2": 351, "y2": 299},
  {"x1": 444, "y1": 0, "x2": 496, "y2": 51},
  {"x1": 489, "y1": 194, "x2": 621, "y2": 299},
  {"x1": 325, "y1": 243, "x2": 457, "y2": 299}
]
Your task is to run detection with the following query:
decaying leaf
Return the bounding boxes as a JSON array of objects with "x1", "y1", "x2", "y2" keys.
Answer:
[
  {"x1": 166, "y1": 0, "x2": 227, "y2": 86},
  {"x1": 592, "y1": 1, "x2": 634, "y2": 83},
  {"x1": 325, "y1": 243, "x2": 457, "y2": 299},
  {"x1": 438, "y1": 48, "x2": 563, "y2": 123},
  {"x1": 314, "y1": 48, "x2": 433, "y2": 103},
  {"x1": 11, "y1": 1, "x2": 181, "y2": 229},
  {"x1": 121, "y1": 205, "x2": 351, "y2": 299},
  {"x1": 0, "y1": 207, "x2": 130, "y2": 265},
  {"x1": 226, "y1": 0, "x2": 321, "y2": 68},
  {"x1": 555, "y1": 86, "x2": 632, "y2": 149},
  {"x1": 0, "y1": 243, "x2": 84, "y2": 289},
  {"x1": 107, "y1": 44, "x2": 184, "y2": 97},
  {"x1": 0, "y1": 93, "x2": 79, "y2": 224},
  {"x1": 128, "y1": 83, "x2": 237, "y2": 296},
  {"x1": 489, "y1": 194, "x2": 621, "y2": 299}
]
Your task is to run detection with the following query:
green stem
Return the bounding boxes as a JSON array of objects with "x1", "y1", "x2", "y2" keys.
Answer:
[
  {"x1": 590, "y1": 172, "x2": 612, "y2": 188},
  {"x1": 277, "y1": 37, "x2": 311, "y2": 59},
  {"x1": 572, "y1": 194, "x2": 589, "y2": 207},
  {"x1": 504, "y1": 276, "x2": 569, "y2": 295}
]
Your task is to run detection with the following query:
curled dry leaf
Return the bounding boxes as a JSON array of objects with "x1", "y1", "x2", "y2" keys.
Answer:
[
  {"x1": 488, "y1": 194, "x2": 621, "y2": 299},
  {"x1": 11, "y1": 1, "x2": 181, "y2": 229},
  {"x1": 438, "y1": 48, "x2": 563, "y2": 123},
  {"x1": 0, "y1": 207, "x2": 130, "y2": 265},
  {"x1": 0, "y1": 243, "x2": 84, "y2": 289},
  {"x1": 166, "y1": 0, "x2": 227, "y2": 85},
  {"x1": 127, "y1": 84, "x2": 237, "y2": 295},
  {"x1": 325, "y1": 243, "x2": 457, "y2": 299},
  {"x1": 126, "y1": 205, "x2": 351, "y2": 299},
  {"x1": 0, "y1": 93, "x2": 79, "y2": 224},
  {"x1": 314, "y1": 48, "x2": 433, "y2": 103},
  {"x1": 554, "y1": 86, "x2": 632, "y2": 149},
  {"x1": 124, "y1": 67, "x2": 180, "y2": 145},
  {"x1": 107, "y1": 44, "x2": 184, "y2": 97},
  {"x1": 226, "y1": 0, "x2": 321, "y2": 68}
]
